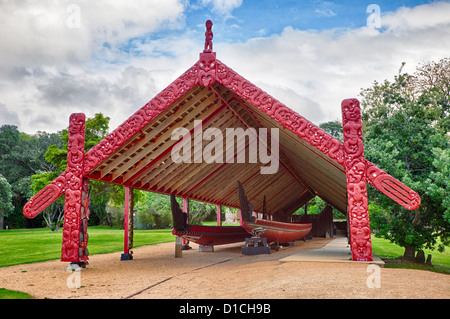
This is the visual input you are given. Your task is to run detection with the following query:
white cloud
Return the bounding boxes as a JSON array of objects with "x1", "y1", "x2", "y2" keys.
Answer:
[
  {"x1": 217, "y1": 2, "x2": 450, "y2": 124},
  {"x1": 201, "y1": 0, "x2": 243, "y2": 20},
  {"x1": 314, "y1": 1, "x2": 337, "y2": 18},
  {"x1": 0, "y1": 0, "x2": 186, "y2": 68},
  {"x1": 1, "y1": 1, "x2": 450, "y2": 135},
  {"x1": 0, "y1": 0, "x2": 188, "y2": 133},
  {"x1": 0, "y1": 103, "x2": 20, "y2": 127},
  {"x1": 382, "y1": 1, "x2": 450, "y2": 31}
]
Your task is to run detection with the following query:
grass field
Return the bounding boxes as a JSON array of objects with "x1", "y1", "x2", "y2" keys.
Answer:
[
  {"x1": 0, "y1": 226, "x2": 175, "y2": 267},
  {"x1": 371, "y1": 236, "x2": 450, "y2": 273},
  {"x1": 0, "y1": 288, "x2": 33, "y2": 299}
]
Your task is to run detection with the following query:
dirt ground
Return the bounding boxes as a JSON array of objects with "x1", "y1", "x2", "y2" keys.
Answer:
[{"x1": 0, "y1": 237, "x2": 448, "y2": 299}]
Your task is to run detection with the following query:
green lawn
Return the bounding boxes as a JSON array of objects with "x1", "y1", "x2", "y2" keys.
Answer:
[
  {"x1": 0, "y1": 288, "x2": 33, "y2": 299},
  {"x1": 0, "y1": 226, "x2": 175, "y2": 267},
  {"x1": 371, "y1": 235, "x2": 450, "y2": 273}
]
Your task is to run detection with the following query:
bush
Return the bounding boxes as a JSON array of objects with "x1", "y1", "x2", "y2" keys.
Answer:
[{"x1": 135, "y1": 207, "x2": 172, "y2": 229}]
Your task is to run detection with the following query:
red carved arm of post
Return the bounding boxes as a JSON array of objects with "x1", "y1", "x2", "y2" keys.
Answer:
[{"x1": 23, "y1": 172, "x2": 66, "y2": 219}]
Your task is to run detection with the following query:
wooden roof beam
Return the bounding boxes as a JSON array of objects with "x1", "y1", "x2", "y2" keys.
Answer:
[
  {"x1": 122, "y1": 100, "x2": 228, "y2": 186},
  {"x1": 211, "y1": 86, "x2": 314, "y2": 198}
]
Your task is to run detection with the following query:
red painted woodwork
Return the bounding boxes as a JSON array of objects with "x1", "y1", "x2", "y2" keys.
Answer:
[
  {"x1": 365, "y1": 160, "x2": 420, "y2": 210},
  {"x1": 122, "y1": 186, "x2": 134, "y2": 256},
  {"x1": 341, "y1": 99, "x2": 373, "y2": 261},
  {"x1": 204, "y1": 20, "x2": 213, "y2": 53},
  {"x1": 79, "y1": 177, "x2": 90, "y2": 262},
  {"x1": 23, "y1": 172, "x2": 66, "y2": 219},
  {"x1": 172, "y1": 225, "x2": 250, "y2": 246},
  {"x1": 241, "y1": 219, "x2": 312, "y2": 244},
  {"x1": 61, "y1": 113, "x2": 86, "y2": 263}
]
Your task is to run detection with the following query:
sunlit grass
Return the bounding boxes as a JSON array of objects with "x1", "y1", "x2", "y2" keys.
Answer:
[{"x1": 0, "y1": 226, "x2": 175, "y2": 267}]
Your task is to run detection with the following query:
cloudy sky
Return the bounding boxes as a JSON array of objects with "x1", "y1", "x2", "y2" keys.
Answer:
[{"x1": 1, "y1": 0, "x2": 450, "y2": 134}]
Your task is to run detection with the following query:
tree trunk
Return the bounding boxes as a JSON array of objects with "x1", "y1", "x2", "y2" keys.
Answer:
[{"x1": 403, "y1": 245, "x2": 416, "y2": 262}]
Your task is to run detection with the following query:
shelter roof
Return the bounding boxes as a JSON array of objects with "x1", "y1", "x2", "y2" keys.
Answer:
[
  {"x1": 24, "y1": 21, "x2": 421, "y2": 220},
  {"x1": 81, "y1": 50, "x2": 419, "y2": 216}
]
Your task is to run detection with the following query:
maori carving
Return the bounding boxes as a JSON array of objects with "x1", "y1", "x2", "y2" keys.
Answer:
[
  {"x1": 23, "y1": 172, "x2": 66, "y2": 219},
  {"x1": 61, "y1": 113, "x2": 86, "y2": 262},
  {"x1": 198, "y1": 52, "x2": 216, "y2": 87},
  {"x1": 365, "y1": 160, "x2": 421, "y2": 210},
  {"x1": 79, "y1": 178, "x2": 90, "y2": 262},
  {"x1": 341, "y1": 99, "x2": 373, "y2": 261},
  {"x1": 204, "y1": 20, "x2": 213, "y2": 53}
]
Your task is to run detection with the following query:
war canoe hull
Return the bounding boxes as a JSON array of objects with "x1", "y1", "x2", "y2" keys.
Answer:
[
  {"x1": 172, "y1": 225, "x2": 251, "y2": 246},
  {"x1": 242, "y1": 219, "x2": 312, "y2": 244}
]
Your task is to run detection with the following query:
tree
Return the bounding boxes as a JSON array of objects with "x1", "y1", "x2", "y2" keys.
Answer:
[
  {"x1": 0, "y1": 126, "x2": 60, "y2": 228},
  {"x1": 0, "y1": 174, "x2": 14, "y2": 229},
  {"x1": 360, "y1": 59, "x2": 450, "y2": 262},
  {"x1": 319, "y1": 120, "x2": 343, "y2": 142}
]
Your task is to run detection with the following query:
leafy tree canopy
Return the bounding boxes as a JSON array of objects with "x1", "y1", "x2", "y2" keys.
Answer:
[{"x1": 361, "y1": 58, "x2": 450, "y2": 259}]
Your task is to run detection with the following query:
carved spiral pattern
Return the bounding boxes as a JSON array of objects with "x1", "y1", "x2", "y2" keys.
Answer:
[
  {"x1": 61, "y1": 113, "x2": 86, "y2": 262},
  {"x1": 341, "y1": 99, "x2": 373, "y2": 262},
  {"x1": 23, "y1": 173, "x2": 66, "y2": 219}
]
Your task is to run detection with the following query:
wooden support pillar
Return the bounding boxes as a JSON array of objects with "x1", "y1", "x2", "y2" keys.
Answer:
[
  {"x1": 175, "y1": 237, "x2": 183, "y2": 258},
  {"x1": 182, "y1": 196, "x2": 190, "y2": 247},
  {"x1": 121, "y1": 186, "x2": 134, "y2": 260},
  {"x1": 61, "y1": 113, "x2": 86, "y2": 264},
  {"x1": 216, "y1": 204, "x2": 222, "y2": 226},
  {"x1": 341, "y1": 99, "x2": 373, "y2": 261}
]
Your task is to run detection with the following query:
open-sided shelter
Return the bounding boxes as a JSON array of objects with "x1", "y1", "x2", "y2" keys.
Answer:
[{"x1": 23, "y1": 21, "x2": 420, "y2": 263}]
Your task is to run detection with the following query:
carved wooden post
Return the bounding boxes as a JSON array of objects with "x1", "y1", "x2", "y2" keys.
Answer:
[
  {"x1": 121, "y1": 186, "x2": 134, "y2": 260},
  {"x1": 61, "y1": 113, "x2": 86, "y2": 263},
  {"x1": 341, "y1": 99, "x2": 373, "y2": 261},
  {"x1": 79, "y1": 177, "x2": 90, "y2": 263}
]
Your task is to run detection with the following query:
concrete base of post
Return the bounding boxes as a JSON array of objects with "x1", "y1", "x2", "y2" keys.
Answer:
[
  {"x1": 175, "y1": 237, "x2": 183, "y2": 258},
  {"x1": 120, "y1": 253, "x2": 133, "y2": 261},
  {"x1": 199, "y1": 244, "x2": 214, "y2": 252}
]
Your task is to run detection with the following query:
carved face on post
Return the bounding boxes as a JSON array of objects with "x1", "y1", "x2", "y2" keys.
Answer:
[{"x1": 198, "y1": 53, "x2": 216, "y2": 87}]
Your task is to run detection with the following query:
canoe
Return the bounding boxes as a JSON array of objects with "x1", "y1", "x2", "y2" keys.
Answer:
[
  {"x1": 172, "y1": 224, "x2": 250, "y2": 246},
  {"x1": 237, "y1": 180, "x2": 312, "y2": 244},
  {"x1": 241, "y1": 219, "x2": 312, "y2": 244},
  {"x1": 170, "y1": 194, "x2": 250, "y2": 246}
]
